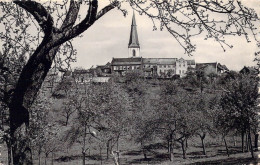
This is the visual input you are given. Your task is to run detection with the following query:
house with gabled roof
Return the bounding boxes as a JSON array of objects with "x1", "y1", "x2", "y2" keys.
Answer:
[
  {"x1": 240, "y1": 66, "x2": 259, "y2": 75},
  {"x1": 195, "y1": 62, "x2": 228, "y2": 75}
]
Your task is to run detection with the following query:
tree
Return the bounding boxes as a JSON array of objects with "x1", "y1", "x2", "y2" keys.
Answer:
[
  {"x1": 0, "y1": 0, "x2": 259, "y2": 164},
  {"x1": 0, "y1": 1, "x2": 120, "y2": 163},
  {"x1": 156, "y1": 80, "x2": 179, "y2": 161},
  {"x1": 173, "y1": 92, "x2": 199, "y2": 159},
  {"x1": 29, "y1": 87, "x2": 63, "y2": 165},
  {"x1": 220, "y1": 73, "x2": 259, "y2": 158},
  {"x1": 193, "y1": 93, "x2": 220, "y2": 156},
  {"x1": 65, "y1": 82, "x2": 131, "y2": 165}
]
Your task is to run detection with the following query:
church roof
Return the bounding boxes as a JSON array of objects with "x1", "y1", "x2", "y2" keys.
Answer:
[
  {"x1": 187, "y1": 60, "x2": 195, "y2": 65},
  {"x1": 196, "y1": 62, "x2": 217, "y2": 70},
  {"x1": 143, "y1": 58, "x2": 177, "y2": 65},
  {"x1": 111, "y1": 57, "x2": 142, "y2": 66},
  {"x1": 128, "y1": 12, "x2": 140, "y2": 48}
]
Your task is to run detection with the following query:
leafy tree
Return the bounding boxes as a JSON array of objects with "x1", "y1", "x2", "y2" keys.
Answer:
[
  {"x1": 220, "y1": 73, "x2": 259, "y2": 158},
  {"x1": 94, "y1": 82, "x2": 132, "y2": 160},
  {"x1": 193, "y1": 93, "x2": 220, "y2": 156},
  {"x1": 0, "y1": 0, "x2": 259, "y2": 163},
  {"x1": 65, "y1": 82, "x2": 131, "y2": 165},
  {"x1": 173, "y1": 92, "x2": 199, "y2": 159},
  {"x1": 29, "y1": 88, "x2": 63, "y2": 165}
]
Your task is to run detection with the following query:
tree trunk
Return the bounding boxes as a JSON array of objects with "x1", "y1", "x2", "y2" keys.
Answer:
[
  {"x1": 100, "y1": 147, "x2": 103, "y2": 165},
  {"x1": 8, "y1": 147, "x2": 11, "y2": 165},
  {"x1": 116, "y1": 136, "x2": 120, "y2": 165},
  {"x1": 185, "y1": 138, "x2": 188, "y2": 149},
  {"x1": 200, "y1": 135, "x2": 206, "y2": 155},
  {"x1": 141, "y1": 141, "x2": 147, "y2": 160},
  {"x1": 111, "y1": 151, "x2": 119, "y2": 165},
  {"x1": 246, "y1": 132, "x2": 249, "y2": 152},
  {"x1": 10, "y1": 123, "x2": 32, "y2": 165},
  {"x1": 51, "y1": 152, "x2": 54, "y2": 165},
  {"x1": 6, "y1": 141, "x2": 12, "y2": 165},
  {"x1": 248, "y1": 129, "x2": 254, "y2": 158},
  {"x1": 255, "y1": 133, "x2": 259, "y2": 151},
  {"x1": 170, "y1": 141, "x2": 174, "y2": 161},
  {"x1": 181, "y1": 140, "x2": 187, "y2": 159},
  {"x1": 38, "y1": 152, "x2": 41, "y2": 165},
  {"x1": 168, "y1": 140, "x2": 171, "y2": 161},
  {"x1": 143, "y1": 148, "x2": 147, "y2": 160},
  {"x1": 167, "y1": 139, "x2": 170, "y2": 153},
  {"x1": 233, "y1": 135, "x2": 236, "y2": 147},
  {"x1": 168, "y1": 133, "x2": 174, "y2": 161},
  {"x1": 65, "y1": 115, "x2": 69, "y2": 126},
  {"x1": 107, "y1": 139, "x2": 111, "y2": 159},
  {"x1": 45, "y1": 153, "x2": 50, "y2": 165},
  {"x1": 242, "y1": 131, "x2": 245, "y2": 152},
  {"x1": 44, "y1": 155, "x2": 47, "y2": 165},
  {"x1": 168, "y1": 138, "x2": 174, "y2": 161},
  {"x1": 82, "y1": 152, "x2": 86, "y2": 165},
  {"x1": 223, "y1": 137, "x2": 229, "y2": 157},
  {"x1": 9, "y1": 42, "x2": 60, "y2": 165}
]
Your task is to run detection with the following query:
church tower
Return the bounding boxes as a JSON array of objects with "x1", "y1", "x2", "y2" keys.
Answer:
[{"x1": 128, "y1": 12, "x2": 140, "y2": 58}]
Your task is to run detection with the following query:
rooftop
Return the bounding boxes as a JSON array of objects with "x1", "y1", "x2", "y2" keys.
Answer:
[
  {"x1": 143, "y1": 58, "x2": 178, "y2": 65},
  {"x1": 111, "y1": 57, "x2": 142, "y2": 66}
]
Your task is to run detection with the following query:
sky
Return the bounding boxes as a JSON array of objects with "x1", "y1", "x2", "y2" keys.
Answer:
[
  {"x1": 70, "y1": 0, "x2": 260, "y2": 71},
  {"x1": 0, "y1": 1, "x2": 258, "y2": 71}
]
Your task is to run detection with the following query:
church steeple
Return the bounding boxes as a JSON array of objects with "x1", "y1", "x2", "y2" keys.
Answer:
[{"x1": 128, "y1": 12, "x2": 140, "y2": 58}]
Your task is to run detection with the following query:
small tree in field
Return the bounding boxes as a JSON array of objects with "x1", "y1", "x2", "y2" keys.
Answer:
[{"x1": 192, "y1": 93, "x2": 221, "y2": 156}]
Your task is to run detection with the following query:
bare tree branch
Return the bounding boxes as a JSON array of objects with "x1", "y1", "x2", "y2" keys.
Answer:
[
  {"x1": 96, "y1": 1, "x2": 119, "y2": 20},
  {"x1": 13, "y1": 1, "x2": 54, "y2": 36},
  {"x1": 62, "y1": 0, "x2": 98, "y2": 41},
  {"x1": 60, "y1": 0, "x2": 80, "y2": 31}
]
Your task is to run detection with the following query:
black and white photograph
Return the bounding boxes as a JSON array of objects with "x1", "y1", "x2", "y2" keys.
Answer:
[{"x1": 0, "y1": 0, "x2": 260, "y2": 164}]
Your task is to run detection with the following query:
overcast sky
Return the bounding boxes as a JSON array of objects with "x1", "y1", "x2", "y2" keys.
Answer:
[{"x1": 69, "y1": 0, "x2": 260, "y2": 71}]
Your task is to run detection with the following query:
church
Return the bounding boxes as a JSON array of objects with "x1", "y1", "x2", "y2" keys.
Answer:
[
  {"x1": 72, "y1": 13, "x2": 229, "y2": 83},
  {"x1": 111, "y1": 12, "x2": 196, "y2": 78}
]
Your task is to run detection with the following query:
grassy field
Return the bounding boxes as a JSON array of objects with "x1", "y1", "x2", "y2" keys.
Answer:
[
  {"x1": 0, "y1": 134, "x2": 258, "y2": 165},
  {"x1": 0, "y1": 81, "x2": 258, "y2": 165}
]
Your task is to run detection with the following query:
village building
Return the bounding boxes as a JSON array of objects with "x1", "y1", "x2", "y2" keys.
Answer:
[
  {"x1": 69, "y1": 12, "x2": 229, "y2": 81},
  {"x1": 110, "y1": 12, "x2": 197, "y2": 78},
  {"x1": 111, "y1": 57, "x2": 142, "y2": 76},
  {"x1": 73, "y1": 68, "x2": 94, "y2": 84},
  {"x1": 240, "y1": 66, "x2": 259, "y2": 75},
  {"x1": 195, "y1": 62, "x2": 229, "y2": 75},
  {"x1": 95, "y1": 62, "x2": 111, "y2": 77}
]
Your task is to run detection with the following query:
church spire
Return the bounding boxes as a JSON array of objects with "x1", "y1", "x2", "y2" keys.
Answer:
[
  {"x1": 128, "y1": 12, "x2": 140, "y2": 58},
  {"x1": 128, "y1": 12, "x2": 140, "y2": 48}
]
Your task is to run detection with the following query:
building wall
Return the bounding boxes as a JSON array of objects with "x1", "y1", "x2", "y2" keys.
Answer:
[
  {"x1": 112, "y1": 64, "x2": 142, "y2": 76},
  {"x1": 157, "y1": 64, "x2": 176, "y2": 78},
  {"x1": 204, "y1": 65, "x2": 217, "y2": 75},
  {"x1": 111, "y1": 58, "x2": 197, "y2": 78},
  {"x1": 176, "y1": 59, "x2": 188, "y2": 77}
]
